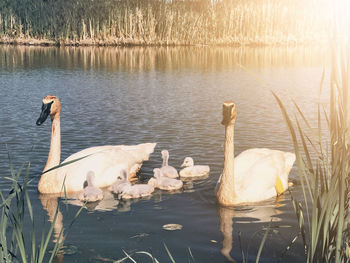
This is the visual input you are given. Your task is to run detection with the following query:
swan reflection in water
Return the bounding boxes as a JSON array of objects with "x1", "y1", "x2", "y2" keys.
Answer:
[
  {"x1": 38, "y1": 189, "x2": 145, "y2": 262},
  {"x1": 217, "y1": 195, "x2": 286, "y2": 262},
  {"x1": 38, "y1": 184, "x2": 183, "y2": 261}
]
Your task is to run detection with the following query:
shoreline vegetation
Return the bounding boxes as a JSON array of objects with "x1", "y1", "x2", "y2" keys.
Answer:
[
  {"x1": 275, "y1": 48, "x2": 350, "y2": 262},
  {"x1": 0, "y1": 0, "x2": 347, "y2": 47}
]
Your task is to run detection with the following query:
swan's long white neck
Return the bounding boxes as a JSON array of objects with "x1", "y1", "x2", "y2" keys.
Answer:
[
  {"x1": 38, "y1": 114, "x2": 61, "y2": 193},
  {"x1": 162, "y1": 155, "x2": 168, "y2": 167},
  {"x1": 217, "y1": 122, "x2": 237, "y2": 206},
  {"x1": 44, "y1": 116, "x2": 61, "y2": 171}
]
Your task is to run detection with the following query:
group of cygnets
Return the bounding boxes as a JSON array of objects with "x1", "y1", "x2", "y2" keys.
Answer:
[{"x1": 79, "y1": 149, "x2": 210, "y2": 202}]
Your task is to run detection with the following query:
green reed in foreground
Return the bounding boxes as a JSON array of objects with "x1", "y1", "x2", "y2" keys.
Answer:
[
  {"x1": 274, "y1": 49, "x2": 350, "y2": 262},
  {"x1": 0, "y1": 157, "x2": 83, "y2": 263},
  {"x1": 0, "y1": 161, "x2": 62, "y2": 263}
]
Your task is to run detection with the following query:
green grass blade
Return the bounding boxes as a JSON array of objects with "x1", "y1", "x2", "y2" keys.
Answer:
[
  {"x1": 164, "y1": 243, "x2": 176, "y2": 263},
  {"x1": 273, "y1": 91, "x2": 311, "y2": 227},
  {"x1": 41, "y1": 154, "x2": 92, "y2": 175},
  {"x1": 122, "y1": 249, "x2": 137, "y2": 263},
  {"x1": 188, "y1": 247, "x2": 195, "y2": 262},
  {"x1": 255, "y1": 222, "x2": 270, "y2": 263},
  {"x1": 135, "y1": 251, "x2": 160, "y2": 263}
]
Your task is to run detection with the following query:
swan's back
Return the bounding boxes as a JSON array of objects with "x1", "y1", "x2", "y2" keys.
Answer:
[
  {"x1": 233, "y1": 148, "x2": 295, "y2": 203},
  {"x1": 120, "y1": 143, "x2": 157, "y2": 162},
  {"x1": 154, "y1": 176, "x2": 183, "y2": 190},
  {"x1": 193, "y1": 165, "x2": 210, "y2": 176},
  {"x1": 64, "y1": 143, "x2": 156, "y2": 164},
  {"x1": 163, "y1": 177, "x2": 183, "y2": 190},
  {"x1": 160, "y1": 166, "x2": 179, "y2": 178},
  {"x1": 150, "y1": 168, "x2": 182, "y2": 190},
  {"x1": 57, "y1": 143, "x2": 156, "y2": 192},
  {"x1": 119, "y1": 184, "x2": 154, "y2": 199},
  {"x1": 112, "y1": 169, "x2": 154, "y2": 199},
  {"x1": 234, "y1": 148, "x2": 293, "y2": 178},
  {"x1": 180, "y1": 165, "x2": 210, "y2": 177}
]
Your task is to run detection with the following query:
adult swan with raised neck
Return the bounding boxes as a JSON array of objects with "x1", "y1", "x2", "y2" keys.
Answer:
[
  {"x1": 36, "y1": 95, "x2": 156, "y2": 194},
  {"x1": 216, "y1": 101, "x2": 295, "y2": 206}
]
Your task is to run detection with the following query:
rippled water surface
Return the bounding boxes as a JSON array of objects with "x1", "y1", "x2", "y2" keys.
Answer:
[{"x1": 0, "y1": 46, "x2": 330, "y2": 262}]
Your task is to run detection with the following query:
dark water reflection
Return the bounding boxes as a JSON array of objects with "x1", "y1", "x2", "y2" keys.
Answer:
[{"x1": 0, "y1": 45, "x2": 330, "y2": 262}]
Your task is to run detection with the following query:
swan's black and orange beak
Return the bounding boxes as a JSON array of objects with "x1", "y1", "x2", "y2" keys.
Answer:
[{"x1": 36, "y1": 101, "x2": 53, "y2": 126}]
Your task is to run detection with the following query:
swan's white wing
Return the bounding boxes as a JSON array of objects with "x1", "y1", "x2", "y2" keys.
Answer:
[
  {"x1": 118, "y1": 143, "x2": 156, "y2": 162},
  {"x1": 157, "y1": 177, "x2": 183, "y2": 190},
  {"x1": 63, "y1": 143, "x2": 156, "y2": 164},
  {"x1": 160, "y1": 166, "x2": 179, "y2": 178},
  {"x1": 233, "y1": 149, "x2": 294, "y2": 203},
  {"x1": 192, "y1": 165, "x2": 210, "y2": 176},
  {"x1": 56, "y1": 143, "x2": 156, "y2": 192},
  {"x1": 181, "y1": 165, "x2": 210, "y2": 177}
]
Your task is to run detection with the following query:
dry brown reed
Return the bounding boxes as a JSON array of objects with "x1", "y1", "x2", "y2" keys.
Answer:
[{"x1": 0, "y1": 0, "x2": 347, "y2": 46}]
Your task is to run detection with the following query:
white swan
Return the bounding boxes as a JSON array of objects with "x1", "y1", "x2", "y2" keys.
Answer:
[
  {"x1": 36, "y1": 95, "x2": 156, "y2": 194},
  {"x1": 111, "y1": 170, "x2": 154, "y2": 199},
  {"x1": 179, "y1": 157, "x2": 210, "y2": 178},
  {"x1": 148, "y1": 168, "x2": 183, "y2": 191},
  {"x1": 216, "y1": 101, "x2": 296, "y2": 206},
  {"x1": 78, "y1": 171, "x2": 103, "y2": 202},
  {"x1": 160, "y1": 150, "x2": 179, "y2": 178}
]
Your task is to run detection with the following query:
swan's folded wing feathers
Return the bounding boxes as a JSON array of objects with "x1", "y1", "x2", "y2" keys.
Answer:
[
  {"x1": 53, "y1": 143, "x2": 156, "y2": 193},
  {"x1": 59, "y1": 149, "x2": 134, "y2": 191},
  {"x1": 160, "y1": 166, "x2": 179, "y2": 178},
  {"x1": 234, "y1": 150, "x2": 286, "y2": 203},
  {"x1": 119, "y1": 143, "x2": 156, "y2": 162},
  {"x1": 193, "y1": 165, "x2": 210, "y2": 176}
]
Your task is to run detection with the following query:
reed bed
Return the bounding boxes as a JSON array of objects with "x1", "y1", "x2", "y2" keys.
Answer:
[
  {"x1": 274, "y1": 47, "x2": 350, "y2": 262},
  {"x1": 0, "y1": 0, "x2": 346, "y2": 46}
]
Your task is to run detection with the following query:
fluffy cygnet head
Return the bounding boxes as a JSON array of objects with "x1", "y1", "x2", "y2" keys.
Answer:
[
  {"x1": 116, "y1": 169, "x2": 128, "y2": 182},
  {"x1": 161, "y1": 150, "x2": 169, "y2": 159},
  {"x1": 153, "y1": 168, "x2": 161, "y2": 179},
  {"x1": 86, "y1": 171, "x2": 95, "y2": 186},
  {"x1": 161, "y1": 150, "x2": 170, "y2": 166},
  {"x1": 181, "y1": 157, "x2": 194, "y2": 167}
]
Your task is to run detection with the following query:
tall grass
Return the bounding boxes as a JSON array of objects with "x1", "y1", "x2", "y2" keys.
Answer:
[
  {"x1": 274, "y1": 48, "x2": 350, "y2": 262},
  {"x1": 0, "y1": 158, "x2": 83, "y2": 262},
  {"x1": 0, "y1": 0, "x2": 346, "y2": 46}
]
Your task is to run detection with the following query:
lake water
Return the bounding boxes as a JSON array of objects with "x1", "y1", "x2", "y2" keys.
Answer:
[{"x1": 0, "y1": 45, "x2": 330, "y2": 262}]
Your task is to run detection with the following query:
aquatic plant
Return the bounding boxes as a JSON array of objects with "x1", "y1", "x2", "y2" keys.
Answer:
[
  {"x1": 113, "y1": 243, "x2": 196, "y2": 263},
  {"x1": 109, "y1": 224, "x2": 271, "y2": 262},
  {"x1": 0, "y1": 157, "x2": 83, "y2": 262},
  {"x1": 274, "y1": 48, "x2": 350, "y2": 262}
]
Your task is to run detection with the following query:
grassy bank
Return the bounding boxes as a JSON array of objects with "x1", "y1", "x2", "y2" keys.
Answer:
[{"x1": 0, "y1": 0, "x2": 347, "y2": 47}]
